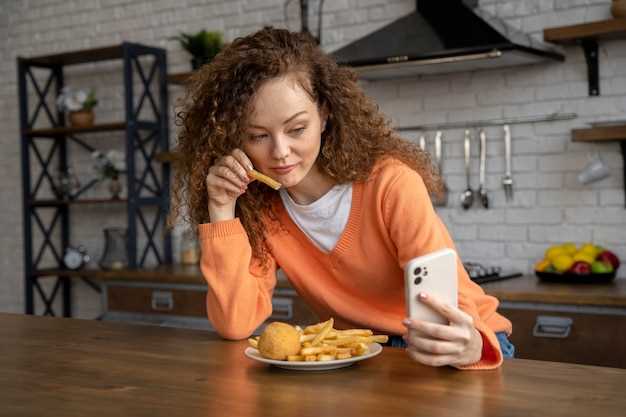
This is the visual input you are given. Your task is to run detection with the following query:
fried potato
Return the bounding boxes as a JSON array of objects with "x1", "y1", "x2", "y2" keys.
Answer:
[
  {"x1": 247, "y1": 337, "x2": 258, "y2": 349},
  {"x1": 257, "y1": 322, "x2": 301, "y2": 360},
  {"x1": 311, "y1": 318, "x2": 334, "y2": 346},
  {"x1": 248, "y1": 169, "x2": 281, "y2": 190}
]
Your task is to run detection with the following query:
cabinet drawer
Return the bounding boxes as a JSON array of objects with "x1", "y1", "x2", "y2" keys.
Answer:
[
  {"x1": 269, "y1": 289, "x2": 319, "y2": 326},
  {"x1": 500, "y1": 307, "x2": 626, "y2": 368},
  {"x1": 105, "y1": 284, "x2": 318, "y2": 326},
  {"x1": 106, "y1": 285, "x2": 207, "y2": 317}
]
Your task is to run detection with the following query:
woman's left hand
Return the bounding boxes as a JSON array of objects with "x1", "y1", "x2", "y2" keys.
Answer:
[{"x1": 402, "y1": 292, "x2": 483, "y2": 368}]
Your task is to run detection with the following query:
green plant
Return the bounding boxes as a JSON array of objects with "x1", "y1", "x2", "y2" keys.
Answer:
[
  {"x1": 57, "y1": 87, "x2": 98, "y2": 112},
  {"x1": 170, "y1": 30, "x2": 223, "y2": 68}
]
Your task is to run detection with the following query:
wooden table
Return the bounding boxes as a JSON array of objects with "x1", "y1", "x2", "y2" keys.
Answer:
[{"x1": 2, "y1": 313, "x2": 625, "y2": 417}]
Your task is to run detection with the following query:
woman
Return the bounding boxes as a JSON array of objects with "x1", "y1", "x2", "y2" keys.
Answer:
[{"x1": 170, "y1": 27, "x2": 513, "y2": 370}]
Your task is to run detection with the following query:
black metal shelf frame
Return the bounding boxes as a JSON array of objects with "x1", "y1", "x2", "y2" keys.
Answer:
[{"x1": 17, "y1": 42, "x2": 173, "y2": 317}]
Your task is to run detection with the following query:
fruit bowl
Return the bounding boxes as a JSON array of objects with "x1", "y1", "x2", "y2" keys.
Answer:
[{"x1": 535, "y1": 270, "x2": 616, "y2": 284}]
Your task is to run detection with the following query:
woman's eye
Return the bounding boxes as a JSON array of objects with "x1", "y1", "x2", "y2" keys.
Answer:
[
  {"x1": 291, "y1": 127, "x2": 305, "y2": 135},
  {"x1": 250, "y1": 134, "x2": 268, "y2": 141}
]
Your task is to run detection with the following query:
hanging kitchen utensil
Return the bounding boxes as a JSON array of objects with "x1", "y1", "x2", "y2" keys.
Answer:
[
  {"x1": 432, "y1": 130, "x2": 448, "y2": 207},
  {"x1": 419, "y1": 134, "x2": 426, "y2": 152},
  {"x1": 502, "y1": 124, "x2": 514, "y2": 201},
  {"x1": 478, "y1": 129, "x2": 489, "y2": 209},
  {"x1": 461, "y1": 129, "x2": 474, "y2": 210}
]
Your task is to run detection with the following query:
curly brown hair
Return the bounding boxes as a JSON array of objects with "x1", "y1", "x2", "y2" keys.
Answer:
[{"x1": 169, "y1": 27, "x2": 441, "y2": 264}]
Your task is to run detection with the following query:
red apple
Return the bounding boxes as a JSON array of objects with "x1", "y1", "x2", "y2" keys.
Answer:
[
  {"x1": 568, "y1": 261, "x2": 591, "y2": 275},
  {"x1": 597, "y1": 250, "x2": 620, "y2": 270}
]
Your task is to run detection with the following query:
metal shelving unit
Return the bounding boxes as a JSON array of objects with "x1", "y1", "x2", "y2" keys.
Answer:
[{"x1": 17, "y1": 42, "x2": 173, "y2": 317}]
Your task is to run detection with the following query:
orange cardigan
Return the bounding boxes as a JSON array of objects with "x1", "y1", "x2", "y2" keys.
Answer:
[{"x1": 199, "y1": 158, "x2": 512, "y2": 369}]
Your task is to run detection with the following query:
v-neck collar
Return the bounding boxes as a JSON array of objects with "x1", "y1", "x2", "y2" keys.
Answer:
[{"x1": 275, "y1": 181, "x2": 363, "y2": 260}]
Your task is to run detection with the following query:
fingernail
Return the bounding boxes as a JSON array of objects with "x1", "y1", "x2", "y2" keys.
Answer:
[
  {"x1": 402, "y1": 318, "x2": 411, "y2": 326},
  {"x1": 418, "y1": 292, "x2": 427, "y2": 300}
]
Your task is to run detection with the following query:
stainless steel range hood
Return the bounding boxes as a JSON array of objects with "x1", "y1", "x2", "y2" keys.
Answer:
[{"x1": 331, "y1": 0, "x2": 564, "y2": 80}]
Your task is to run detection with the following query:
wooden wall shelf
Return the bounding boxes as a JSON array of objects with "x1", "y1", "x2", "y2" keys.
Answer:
[
  {"x1": 544, "y1": 18, "x2": 626, "y2": 44},
  {"x1": 30, "y1": 198, "x2": 128, "y2": 207},
  {"x1": 25, "y1": 122, "x2": 127, "y2": 137},
  {"x1": 167, "y1": 72, "x2": 192, "y2": 85},
  {"x1": 544, "y1": 18, "x2": 626, "y2": 96},
  {"x1": 572, "y1": 124, "x2": 626, "y2": 142}
]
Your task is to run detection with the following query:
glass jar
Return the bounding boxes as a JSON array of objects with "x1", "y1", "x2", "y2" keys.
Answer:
[
  {"x1": 99, "y1": 227, "x2": 128, "y2": 270},
  {"x1": 180, "y1": 228, "x2": 199, "y2": 265}
]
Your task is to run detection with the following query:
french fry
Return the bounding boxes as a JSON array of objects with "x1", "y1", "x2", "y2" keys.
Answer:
[
  {"x1": 304, "y1": 355, "x2": 317, "y2": 362},
  {"x1": 317, "y1": 354, "x2": 336, "y2": 361},
  {"x1": 300, "y1": 345, "x2": 337, "y2": 356},
  {"x1": 303, "y1": 321, "x2": 328, "y2": 334},
  {"x1": 311, "y1": 318, "x2": 334, "y2": 346},
  {"x1": 287, "y1": 355, "x2": 305, "y2": 361},
  {"x1": 247, "y1": 169, "x2": 281, "y2": 190},
  {"x1": 299, "y1": 333, "x2": 316, "y2": 343},
  {"x1": 336, "y1": 352, "x2": 352, "y2": 360},
  {"x1": 323, "y1": 336, "x2": 360, "y2": 346},
  {"x1": 352, "y1": 342, "x2": 369, "y2": 356},
  {"x1": 248, "y1": 337, "x2": 258, "y2": 349},
  {"x1": 323, "y1": 335, "x2": 388, "y2": 346},
  {"x1": 333, "y1": 329, "x2": 373, "y2": 337}
]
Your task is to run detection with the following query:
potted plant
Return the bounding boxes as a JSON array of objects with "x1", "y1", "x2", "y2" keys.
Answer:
[
  {"x1": 170, "y1": 30, "x2": 224, "y2": 70},
  {"x1": 91, "y1": 150, "x2": 126, "y2": 199},
  {"x1": 57, "y1": 87, "x2": 98, "y2": 128}
]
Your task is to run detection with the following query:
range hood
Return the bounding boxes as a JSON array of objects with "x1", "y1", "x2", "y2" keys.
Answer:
[{"x1": 331, "y1": 0, "x2": 564, "y2": 80}]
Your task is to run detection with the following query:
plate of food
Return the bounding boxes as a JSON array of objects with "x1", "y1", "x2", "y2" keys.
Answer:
[{"x1": 245, "y1": 318, "x2": 387, "y2": 371}]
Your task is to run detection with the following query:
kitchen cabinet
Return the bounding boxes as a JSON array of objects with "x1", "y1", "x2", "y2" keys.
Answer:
[
  {"x1": 484, "y1": 277, "x2": 626, "y2": 368},
  {"x1": 98, "y1": 265, "x2": 319, "y2": 332}
]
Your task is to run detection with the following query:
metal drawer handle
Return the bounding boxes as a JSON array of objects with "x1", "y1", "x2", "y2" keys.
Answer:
[
  {"x1": 151, "y1": 291, "x2": 174, "y2": 311},
  {"x1": 533, "y1": 316, "x2": 573, "y2": 339},
  {"x1": 270, "y1": 297, "x2": 293, "y2": 320}
]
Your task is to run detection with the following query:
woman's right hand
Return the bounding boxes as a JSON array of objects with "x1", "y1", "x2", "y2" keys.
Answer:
[{"x1": 206, "y1": 149, "x2": 254, "y2": 222}]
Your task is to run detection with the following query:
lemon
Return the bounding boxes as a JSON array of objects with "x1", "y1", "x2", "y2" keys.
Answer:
[
  {"x1": 580, "y1": 243, "x2": 601, "y2": 258},
  {"x1": 561, "y1": 242, "x2": 578, "y2": 255},
  {"x1": 534, "y1": 259, "x2": 551, "y2": 272},
  {"x1": 572, "y1": 252, "x2": 595, "y2": 265},
  {"x1": 545, "y1": 246, "x2": 566, "y2": 261},
  {"x1": 553, "y1": 254, "x2": 575, "y2": 273}
]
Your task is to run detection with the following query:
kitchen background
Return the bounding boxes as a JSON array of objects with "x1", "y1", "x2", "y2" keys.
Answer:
[{"x1": 1, "y1": 0, "x2": 625, "y2": 318}]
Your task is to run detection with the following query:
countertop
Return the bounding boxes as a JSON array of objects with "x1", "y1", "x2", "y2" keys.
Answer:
[
  {"x1": 78, "y1": 264, "x2": 626, "y2": 307},
  {"x1": 2, "y1": 312, "x2": 626, "y2": 417}
]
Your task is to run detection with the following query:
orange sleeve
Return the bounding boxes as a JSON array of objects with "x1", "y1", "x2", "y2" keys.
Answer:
[
  {"x1": 198, "y1": 218, "x2": 277, "y2": 340},
  {"x1": 382, "y1": 164, "x2": 511, "y2": 370}
]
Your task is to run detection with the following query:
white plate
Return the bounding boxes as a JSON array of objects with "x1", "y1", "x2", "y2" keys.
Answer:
[{"x1": 244, "y1": 343, "x2": 383, "y2": 371}]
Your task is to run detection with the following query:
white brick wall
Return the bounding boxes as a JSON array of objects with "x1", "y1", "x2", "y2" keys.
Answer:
[{"x1": 0, "y1": 0, "x2": 624, "y2": 317}]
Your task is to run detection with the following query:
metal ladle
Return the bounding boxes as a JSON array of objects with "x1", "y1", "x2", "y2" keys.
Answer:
[
  {"x1": 461, "y1": 129, "x2": 474, "y2": 210},
  {"x1": 478, "y1": 129, "x2": 489, "y2": 209}
]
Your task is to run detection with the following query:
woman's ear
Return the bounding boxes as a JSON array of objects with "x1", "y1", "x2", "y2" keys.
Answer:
[{"x1": 320, "y1": 105, "x2": 329, "y2": 132}]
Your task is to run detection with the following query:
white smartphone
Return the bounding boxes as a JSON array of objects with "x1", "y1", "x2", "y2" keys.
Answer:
[{"x1": 404, "y1": 248, "x2": 458, "y2": 325}]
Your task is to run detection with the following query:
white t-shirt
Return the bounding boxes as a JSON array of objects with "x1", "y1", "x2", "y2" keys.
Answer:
[{"x1": 279, "y1": 183, "x2": 352, "y2": 253}]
